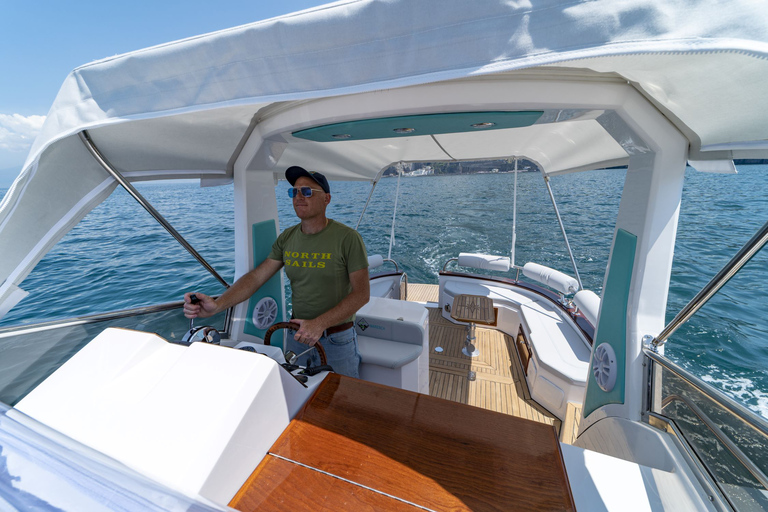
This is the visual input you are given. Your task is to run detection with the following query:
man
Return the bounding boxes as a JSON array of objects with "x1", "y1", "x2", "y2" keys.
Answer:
[{"x1": 184, "y1": 166, "x2": 369, "y2": 378}]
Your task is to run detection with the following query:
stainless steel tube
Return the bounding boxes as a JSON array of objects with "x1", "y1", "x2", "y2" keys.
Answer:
[
  {"x1": 654, "y1": 218, "x2": 768, "y2": 347},
  {"x1": 644, "y1": 348, "x2": 768, "y2": 438},
  {"x1": 355, "y1": 177, "x2": 380, "y2": 229},
  {"x1": 78, "y1": 131, "x2": 231, "y2": 289},
  {"x1": 662, "y1": 393, "x2": 768, "y2": 490},
  {"x1": 543, "y1": 175, "x2": 583, "y2": 290}
]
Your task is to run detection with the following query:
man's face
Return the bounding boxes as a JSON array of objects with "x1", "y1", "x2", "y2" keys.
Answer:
[{"x1": 292, "y1": 176, "x2": 330, "y2": 219}]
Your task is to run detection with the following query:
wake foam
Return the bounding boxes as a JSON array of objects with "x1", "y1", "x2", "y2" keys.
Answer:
[{"x1": 701, "y1": 368, "x2": 768, "y2": 419}]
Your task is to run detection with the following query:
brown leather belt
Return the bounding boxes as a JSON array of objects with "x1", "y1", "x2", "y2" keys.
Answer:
[{"x1": 325, "y1": 321, "x2": 354, "y2": 335}]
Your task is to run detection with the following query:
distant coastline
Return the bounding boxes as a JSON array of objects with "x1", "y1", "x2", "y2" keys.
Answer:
[{"x1": 382, "y1": 158, "x2": 768, "y2": 177}]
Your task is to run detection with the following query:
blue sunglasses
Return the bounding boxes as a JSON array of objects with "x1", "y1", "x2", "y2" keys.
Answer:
[{"x1": 288, "y1": 186, "x2": 324, "y2": 198}]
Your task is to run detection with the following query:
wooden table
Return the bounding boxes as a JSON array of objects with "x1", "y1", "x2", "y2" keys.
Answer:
[
  {"x1": 451, "y1": 294, "x2": 496, "y2": 357},
  {"x1": 231, "y1": 374, "x2": 575, "y2": 511}
]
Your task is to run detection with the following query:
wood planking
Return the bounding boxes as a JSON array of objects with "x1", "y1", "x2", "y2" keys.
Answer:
[
  {"x1": 405, "y1": 282, "x2": 439, "y2": 303},
  {"x1": 426, "y1": 307, "x2": 562, "y2": 434},
  {"x1": 561, "y1": 402, "x2": 583, "y2": 445},
  {"x1": 451, "y1": 294, "x2": 496, "y2": 325}
]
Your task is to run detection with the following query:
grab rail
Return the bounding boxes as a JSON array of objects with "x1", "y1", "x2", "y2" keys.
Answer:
[
  {"x1": 662, "y1": 393, "x2": 768, "y2": 489},
  {"x1": 78, "y1": 131, "x2": 231, "y2": 289},
  {"x1": 644, "y1": 348, "x2": 768, "y2": 439},
  {"x1": 650, "y1": 217, "x2": 768, "y2": 349},
  {"x1": 0, "y1": 299, "x2": 225, "y2": 337}
]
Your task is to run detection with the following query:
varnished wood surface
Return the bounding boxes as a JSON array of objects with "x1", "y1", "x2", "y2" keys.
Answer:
[
  {"x1": 241, "y1": 374, "x2": 575, "y2": 512},
  {"x1": 451, "y1": 294, "x2": 496, "y2": 325},
  {"x1": 405, "y1": 282, "x2": 440, "y2": 303},
  {"x1": 428, "y1": 308, "x2": 560, "y2": 431},
  {"x1": 230, "y1": 455, "x2": 419, "y2": 511}
]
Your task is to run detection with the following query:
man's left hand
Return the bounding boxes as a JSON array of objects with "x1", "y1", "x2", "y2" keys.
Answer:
[{"x1": 291, "y1": 318, "x2": 325, "y2": 346}]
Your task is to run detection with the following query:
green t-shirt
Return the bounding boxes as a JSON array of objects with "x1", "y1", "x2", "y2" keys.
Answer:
[{"x1": 268, "y1": 219, "x2": 368, "y2": 323}]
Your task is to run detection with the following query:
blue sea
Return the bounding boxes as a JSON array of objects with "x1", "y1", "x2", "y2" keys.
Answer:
[{"x1": 1, "y1": 165, "x2": 767, "y2": 416}]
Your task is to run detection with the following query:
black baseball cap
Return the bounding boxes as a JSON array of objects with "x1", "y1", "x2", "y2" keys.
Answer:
[{"x1": 286, "y1": 166, "x2": 330, "y2": 193}]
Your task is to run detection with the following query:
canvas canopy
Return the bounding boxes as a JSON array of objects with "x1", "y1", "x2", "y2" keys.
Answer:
[{"x1": 1, "y1": 0, "x2": 768, "y2": 318}]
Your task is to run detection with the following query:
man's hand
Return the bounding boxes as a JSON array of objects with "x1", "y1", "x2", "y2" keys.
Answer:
[
  {"x1": 291, "y1": 318, "x2": 325, "y2": 346},
  {"x1": 183, "y1": 292, "x2": 218, "y2": 319}
]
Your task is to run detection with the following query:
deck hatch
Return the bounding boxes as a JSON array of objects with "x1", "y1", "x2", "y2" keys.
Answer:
[{"x1": 292, "y1": 111, "x2": 544, "y2": 142}]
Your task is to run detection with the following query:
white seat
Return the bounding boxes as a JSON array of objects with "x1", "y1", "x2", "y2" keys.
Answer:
[
  {"x1": 521, "y1": 301, "x2": 590, "y2": 384},
  {"x1": 370, "y1": 279, "x2": 395, "y2": 298},
  {"x1": 443, "y1": 279, "x2": 533, "y2": 307},
  {"x1": 358, "y1": 335, "x2": 422, "y2": 369},
  {"x1": 355, "y1": 297, "x2": 429, "y2": 393},
  {"x1": 441, "y1": 276, "x2": 589, "y2": 418}
]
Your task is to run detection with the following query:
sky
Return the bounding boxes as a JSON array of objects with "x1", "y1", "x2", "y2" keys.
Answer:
[{"x1": 0, "y1": 0, "x2": 333, "y2": 186}]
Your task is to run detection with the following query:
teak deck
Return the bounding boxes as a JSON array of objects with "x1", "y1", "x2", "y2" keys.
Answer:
[
  {"x1": 405, "y1": 284, "x2": 578, "y2": 441},
  {"x1": 231, "y1": 374, "x2": 575, "y2": 511}
]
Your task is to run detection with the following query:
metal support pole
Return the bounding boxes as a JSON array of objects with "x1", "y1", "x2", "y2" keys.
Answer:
[
  {"x1": 78, "y1": 131, "x2": 231, "y2": 289},
  {"x1": 653, "y1": 217, "x2": 768, "y2": 348},
  {"x1": 355, "y1": 177, "x2": 380, "y2": 230},
  {"x1": 543, "y1": 175, "x2": 583, "y2": 290},
  {"x1": 511, "y1": 158, "x2": 518, "y2": 267},
  {"x1": 388, "y1": 164, "x2": 403, "y2": 260}
]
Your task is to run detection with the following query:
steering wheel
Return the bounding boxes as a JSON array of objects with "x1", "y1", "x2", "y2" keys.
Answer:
[{"x1": 263, "y1": 321, "x2": 327, "y2": 366}]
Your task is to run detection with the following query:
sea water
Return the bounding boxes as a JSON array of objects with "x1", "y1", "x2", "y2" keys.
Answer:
[{"x1": 1, "y1": 165, "x2": 767, "y2": 416}]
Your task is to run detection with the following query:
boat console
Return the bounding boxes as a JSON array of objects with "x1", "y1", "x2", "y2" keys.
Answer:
[{"x1": 14, "y1": 328, "x2": 328, "y2": 504}]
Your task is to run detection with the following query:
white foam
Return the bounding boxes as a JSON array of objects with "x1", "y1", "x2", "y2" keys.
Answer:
[{"x1": 700, "y1": 368, "x2": 768, "y2": 419}]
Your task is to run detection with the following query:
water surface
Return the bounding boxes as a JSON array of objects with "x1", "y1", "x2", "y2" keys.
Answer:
[{"x1": 1, "y1": 165, "x2": 767, "y2": 415}]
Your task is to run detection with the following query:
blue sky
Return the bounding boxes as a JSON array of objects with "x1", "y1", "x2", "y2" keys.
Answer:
[{"x1": 0, "y1": 0, "x2": 332, "y2": 186}]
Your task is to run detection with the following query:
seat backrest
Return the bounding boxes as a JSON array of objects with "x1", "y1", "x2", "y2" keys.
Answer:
[
  {"x1": 522, "y1": 262, "x2": 578, "y2": 295},
  {"x1": 457, "y1": 252, "x2": 511, "y2": 272}
]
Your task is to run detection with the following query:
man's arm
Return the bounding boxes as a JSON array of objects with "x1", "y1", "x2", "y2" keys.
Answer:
[
  {"x1": 184, "y1": 258, "x2": 284, "y2": 318},
  {"x1": 292, "y1": 267, "x2": 370, "y2": 345}
]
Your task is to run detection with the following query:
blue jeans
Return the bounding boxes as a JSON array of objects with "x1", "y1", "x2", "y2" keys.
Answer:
[{"x1": 285, "y1": 327, "x2": 361, "y2": 379}]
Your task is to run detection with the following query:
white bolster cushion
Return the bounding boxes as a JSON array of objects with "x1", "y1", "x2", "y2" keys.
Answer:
[
  {"x1": 574, "y1": 290, "x2": 601, "y2": 326},
  {"x1": 457, "y1": 253, "x2": 511, "y2": 272},
  {"x1": 368, "y1": 254, "x2": 384, "y2": 269},
  {"x1": 522, "y1": 262, "x2": 579, "y2": 295},
  {"x1": 357, "y1": 336, "x2": 422, "y2": 369}
]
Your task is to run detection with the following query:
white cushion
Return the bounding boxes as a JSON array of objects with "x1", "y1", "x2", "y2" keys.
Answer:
[
  {"x1": 522, "y1": 262, "x2": 579, "y2": 295},
  {"x1": 368, "y1": 254, "x2": 384, "y2": 269},
  {"x1": 358, "y1": 335, "x2": 422, "y2": 369},
  {"x1": 574, "y1": 290, "x2": 601, "y2": 326},
  {"x1": 521, "y1": 301, "x2": 590, "y2": 384},
  {"x1": 458, "y1": 252, "x2": 511, "y2": 272}
]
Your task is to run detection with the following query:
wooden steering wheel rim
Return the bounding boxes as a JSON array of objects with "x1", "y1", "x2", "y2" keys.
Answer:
[{"x1": 263, "y1": 321, "x2": 327, "y2": 366}]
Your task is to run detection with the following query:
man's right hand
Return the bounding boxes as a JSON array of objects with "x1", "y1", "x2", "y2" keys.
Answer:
[{"x1": 183, "y1": 292, "x2": 218, "y2": 319}]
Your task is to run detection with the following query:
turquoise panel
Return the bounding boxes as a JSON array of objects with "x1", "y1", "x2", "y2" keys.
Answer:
[
  {"x1": 243, "y1": 220, "x2": 285, "y2": 349},
  {"x1": 292, "y1": 111, "x2": 544, "y2": 142},
  {"x1": 583, "y1": 229, "x2": 637, "y2": 418}
]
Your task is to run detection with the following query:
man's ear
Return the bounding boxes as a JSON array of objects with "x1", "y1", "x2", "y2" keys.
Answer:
[{"x1": 325, "y1": 193, "x2": 331, "y2": 206}]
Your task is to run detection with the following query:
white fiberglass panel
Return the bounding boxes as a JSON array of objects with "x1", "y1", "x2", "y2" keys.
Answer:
[
  {"x1": 0, "y1": 404, "x2": 230, "y2": 511},
  {"x1": 15, "y1": 328, "x2": 309, "y2": 504},
  {"x1": 434, "y1": 121, "x2": 628, "y2": 173},
  {"x1": 273, "y1": 136, "x2": 450, "y2": 177}
]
